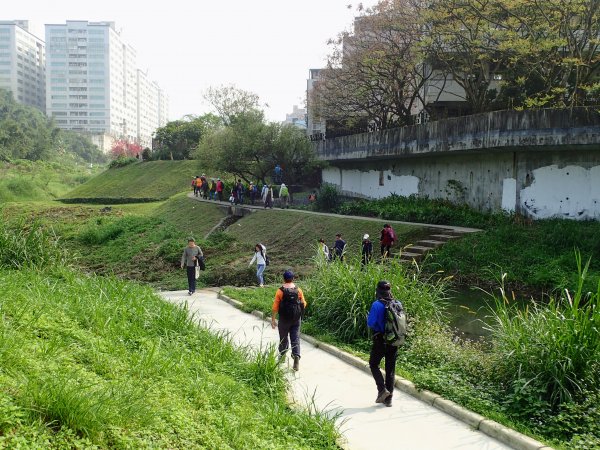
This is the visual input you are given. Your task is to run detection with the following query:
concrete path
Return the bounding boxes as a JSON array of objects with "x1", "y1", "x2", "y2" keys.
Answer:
[
  {"x1": 161, "y1": 289, "x2": 512, "y2": 450},
  {"x1": 187, "y1": 193, "x2": 481, "y2": 233}
]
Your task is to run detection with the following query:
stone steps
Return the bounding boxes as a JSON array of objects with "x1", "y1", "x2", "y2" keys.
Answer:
[
  {"x1": 400, "y1": 229, "x2": 478, "y2": 262},
  {"x1": 429, "y1": 234, "x2": 461, "y2": 242},
  {"x1": 416, "y1": 239, "x2": 446, "y2": 248}
]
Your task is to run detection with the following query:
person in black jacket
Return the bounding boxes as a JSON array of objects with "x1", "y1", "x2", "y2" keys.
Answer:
[
  {"x1": 332, "y1": 234, "x2": 346, "y2": 261},
  {"x1": 362, "y1": 234, "x2": 373, "y2": 266}
]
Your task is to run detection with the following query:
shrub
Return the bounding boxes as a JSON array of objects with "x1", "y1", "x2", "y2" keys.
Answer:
[
  {"x1": 314, "y1": 184, "x2": 341, "y2": 212},
  {"x1": 336, "y1": 194, "x2": 510, "y2": 228},
  {"x1": 108, "y1": 157, "x2": 138, "y2": 169},
  {"x1": 489, "y1": 253, "x2": 600, "y2": 409}
]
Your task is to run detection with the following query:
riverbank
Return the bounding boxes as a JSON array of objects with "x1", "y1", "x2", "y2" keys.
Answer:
[{"x1": 323, "y1": 193, "x2": 600, "y2": 294}]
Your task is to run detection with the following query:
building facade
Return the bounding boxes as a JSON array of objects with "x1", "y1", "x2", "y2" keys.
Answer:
[
  {"x1": 45, "y1": 21, "x2": 168, "y2": 152},
  {"x1": 306, "y1": 68, "x2": 326, "y2": 139},
  {"x1": 284, "y1": 104, "x2": 306, "y2": 130},
  {"x1": 0, "y1": 20, "x2": 45, "y2": 111}
]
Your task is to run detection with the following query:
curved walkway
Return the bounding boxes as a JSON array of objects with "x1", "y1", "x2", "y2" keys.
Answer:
[
  {"x1": 161, "y1": 289, "x2": 511, "y2": 450},
  {"x1": 187, "y1": 193, "x2": 482, "y2": 233}
]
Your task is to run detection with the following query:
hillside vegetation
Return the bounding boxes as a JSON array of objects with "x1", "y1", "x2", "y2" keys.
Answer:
[
  {"x1": 0, "y1": 88, "x2": 104, "y2": 164},
  {"x1": 2, "y1": 195, "x2": 427, "y2": 290},
  {"x1": 0, "y1": 222, "x2": 339, "y2": 448},
  {"x1": 62, "y1": 160, "x2": 209, "y2": 203},
  {"x1": 0, "y1": 160, "x2": 102, "y2": 203}
]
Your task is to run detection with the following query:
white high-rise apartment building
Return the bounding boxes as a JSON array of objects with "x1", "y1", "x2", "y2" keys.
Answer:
[
  {"x1": 45, "y1": 21, "x2": 168, "y2": 152},
  {"x1": 0, "y1": 20, "x2": 45, "y2": 111}
]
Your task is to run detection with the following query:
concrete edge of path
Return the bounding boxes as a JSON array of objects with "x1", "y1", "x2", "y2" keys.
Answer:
[{"x1": 217, "y1": 291, "x2": 554, "y2": 450}]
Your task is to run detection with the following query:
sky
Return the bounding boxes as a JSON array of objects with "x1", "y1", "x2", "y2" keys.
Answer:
[{"x1": 4, "y1": 0, "x2": 377, "y2": 122}]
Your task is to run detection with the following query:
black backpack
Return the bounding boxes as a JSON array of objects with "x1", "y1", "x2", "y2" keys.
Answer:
[{"x1": 279, "y1": 286, "x2": 303, "y2": 321}]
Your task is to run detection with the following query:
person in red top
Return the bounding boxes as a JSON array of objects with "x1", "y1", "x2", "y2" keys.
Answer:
[
  {"x1": 271, "y1": 270, "x2": 307, "y2": 371},
  {"x1": 380, "y1": 224, "x2": 396, "y2": 257},
  {"x1": 216, "y1": 178, "x2": 224, "y2": 201}
]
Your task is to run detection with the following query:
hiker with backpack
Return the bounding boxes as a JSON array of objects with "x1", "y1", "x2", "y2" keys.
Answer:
[
  {"x1": 180, "y1": 238, "x2": 204, "y2": 296},
  {"x1": 279, "y1": 183, "x2": 290, "y2": 209},
  {"x1": 318, "y1": 238, "x2": 330, "y2": 263},
  {"x1": 380, "y1": 224, "x2": 396, "y2": 257},
  {"x1": 271, "y1": 270, "x2": 307, "y2": 371},
  {"x1": 249, "y1": 243, "x2": 268, "y2": 287},
  {"x1": 367, "y1": 280, "x2": 407, "y2": 407},
  {"x1": 216, "y1": 178, "x2": 224, "y2": 201},
  {"x1": 249, "y1": 182, "x2": 258, "y2": 205}
]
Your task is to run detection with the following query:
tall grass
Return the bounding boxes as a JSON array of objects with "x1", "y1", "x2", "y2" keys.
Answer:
[
  {"x1": 305, "y1": 255, "x2": 448, "y2": 343},
  {"x1": 0, "y1": 220, "x2": 68, "y2": 269},
  {"x1": 489, "y1": 252, "x2": 600, "y2": 409},
  {"x1": 0, "y1": 267, "x2": 340, "y2": 447}
]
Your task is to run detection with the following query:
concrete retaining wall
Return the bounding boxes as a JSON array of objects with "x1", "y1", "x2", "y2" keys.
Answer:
[{"x1": 316, "y1": 108, "x2": 600, "y2": 219}]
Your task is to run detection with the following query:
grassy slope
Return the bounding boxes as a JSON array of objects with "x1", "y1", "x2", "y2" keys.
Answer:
[
  {"x1": 225, "y1": 208, "x2": 426, "y2": 273},
  {"x1": 0, "y1": 160, "x2": 101, "y2": 203},
  {"x1": 0, "y1": 267, "x2": 339, "y2": 448},
  {"x1": 0, "y1": 195, "x2": 227, "y2": 290},
  {"x1": 62, "y1": 160, "x2": 207, "y2": 201},
  {"x1": 1, "y1": 197, "x2": 427, "y2": 290}
]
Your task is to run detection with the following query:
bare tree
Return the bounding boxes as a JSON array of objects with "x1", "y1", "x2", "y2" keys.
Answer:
[{"x1": 313, "y1": 0, "x2": 430, "y2": 130}]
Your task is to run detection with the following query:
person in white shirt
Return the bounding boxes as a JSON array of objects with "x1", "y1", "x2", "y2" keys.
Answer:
[{"x1": 249, "y1": 243, "x2": 267, "y2": 287}]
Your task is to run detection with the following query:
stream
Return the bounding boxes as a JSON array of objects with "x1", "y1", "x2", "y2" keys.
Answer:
[{"x1": 446, "y1": 285, "x2": 535, "y2": 340}]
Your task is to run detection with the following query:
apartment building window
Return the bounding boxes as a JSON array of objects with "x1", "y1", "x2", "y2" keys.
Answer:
[
  {"x1": 51, "y1": 103, "x2": 67, "y2": 108},
  {"x1": 89, "y1": 111, "x2": 105, "y2": 116},
  {"x1": 52, "y1": 111, "x2": 68, "y2": 116},
  {"x1": 51, "y1": 95, "x2": 67, "y2": 100}
]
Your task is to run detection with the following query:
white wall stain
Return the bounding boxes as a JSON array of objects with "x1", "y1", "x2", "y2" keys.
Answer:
[
  {"x1": 501, "y1": 178, "x2": 517, "y2": 212},
  {"x1": 520, "y1": 165, "x2": 600, "y2": 219},
  {"x1": 322, "y1": 167, "x2": 419, "y2": 199}
]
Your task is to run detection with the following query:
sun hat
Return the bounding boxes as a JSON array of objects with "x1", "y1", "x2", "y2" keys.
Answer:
[{"x1": 363, "y1": 234, "x2": 369, "y2": 240}]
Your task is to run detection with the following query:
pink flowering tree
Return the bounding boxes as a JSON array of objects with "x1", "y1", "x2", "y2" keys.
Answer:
[{"x1": 110, "y1": 139, "x2": 143, "y2": 159}]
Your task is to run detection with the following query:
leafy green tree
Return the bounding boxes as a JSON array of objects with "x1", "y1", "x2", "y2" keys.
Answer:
[
  {"x1": 196, "y1": 109, "x2": 319, "y2": 186},
  {"x1": 153, "y1": 114, "x2": 221, "y2": 160},
  {"x1": 203, "y1": 85, "x2": 262, "y2": 126},
  {"x1": 493, "y1": 0, "x2": 600, "y2": 109},
  {"x1": 0, "y1": 89, "x2": 54, "y2": 161}
]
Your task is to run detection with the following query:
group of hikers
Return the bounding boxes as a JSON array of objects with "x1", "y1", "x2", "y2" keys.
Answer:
[
  {"x1": 180, "y1": 219, "x2": 405, "y2": 405},
  {"x1": 317, "y1": 224, "x2": 398, "y2": 264},
  {"x1": 191, "y1": 175, "x2": 291, "y2": 209}
]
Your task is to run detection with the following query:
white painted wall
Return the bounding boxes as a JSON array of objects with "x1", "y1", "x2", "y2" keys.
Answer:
[
  {"x1": 501, "y1": 178, "x2": 516, "y2": 212},
  {"x1": 520, "y1": 165, "x2": 600, "y2": 219},
  {"x1": 323, "y1": 167, "x2": 419, "y2": 199}
]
